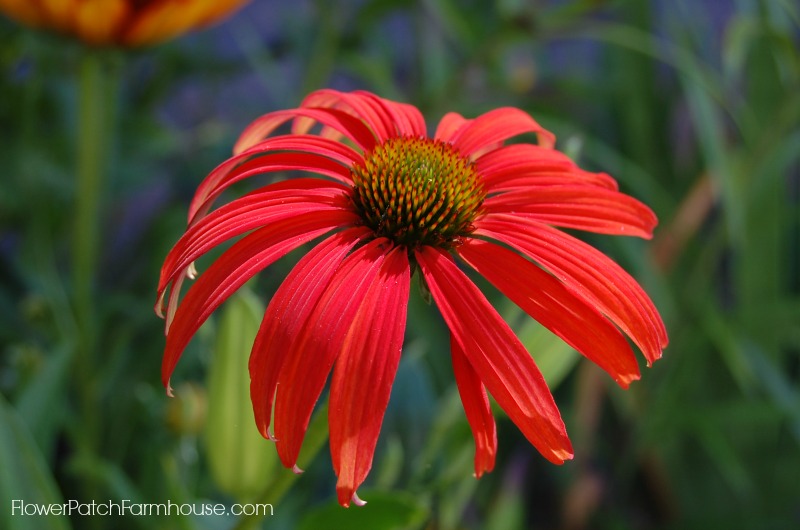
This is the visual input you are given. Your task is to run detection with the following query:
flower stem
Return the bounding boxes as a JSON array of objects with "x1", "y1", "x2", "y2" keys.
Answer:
[
  {"x1": 73, "y1": 52, "x2": 108, "y2": 335},
  {"x1": 72, "y1": 50, "x2": 117, "y2": 505}
]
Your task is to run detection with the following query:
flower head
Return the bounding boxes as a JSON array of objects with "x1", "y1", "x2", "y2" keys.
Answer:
[
  {"x1": 0, "y1": 0, "x2": 249, "y2": 47},
  {"x1": 156, "y1": 89, "x2": 668, "y2": 507}
]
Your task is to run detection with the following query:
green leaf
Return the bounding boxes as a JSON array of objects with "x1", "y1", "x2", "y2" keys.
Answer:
[
  {"x1": 722, "y1": 15, "x2": 760, "y2": 81},
  {"x1": 0, "y1": 394, "x2": 71, "y2": 530},
  {"x1": 297, "y1": 490, "x2": 429, "y2": 530},
  {"x1": 682, "y1": 78, "x2": 743, "y2": 243},
  {"x1": 14, "y1": 345, "x2": 73, "y2": 454},
  {"x1": 742, "y1": 341, "x2": 800, "y2": 442},
  {"x1": 65, "y1": 455, "x2": 145, "y2": 507}
]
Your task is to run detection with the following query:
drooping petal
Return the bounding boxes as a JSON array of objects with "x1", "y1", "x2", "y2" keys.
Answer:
[
  {"x1": 330, "y1": 246, "x2": 410, "y2": 507},
  {"x1": 190, "y1": 136, "x2": 362, "y2": 222},
  {"x1": 457, "y1": 239, "x2": 641, "y2": 387},
  {"x1": 450, "y1": 335, "x2": 497, "y2": 477},
  {"x1": 475, "y1": 214, "x2": 668, "y2": 364},
  {"x1": 249, "y1": 227, "x2": 371, "y2": 440},
  {"x1": 416, "y1": 246, "x2": 573, "y2": 464},
  {"x1": 161, "y1": 210, "x2": 356, "y2": 391},
  {"x1": 434, "y1": 112, "x2": 470, "y2": 143},
  {"x1": 159, "y1": 180, "x2": 351, "y2": 297},
  {"x1": 272, "y1": 238, "x2": 396, "y2": 470},
  {"x1": 475, "y1": 144, "x2": 619, "y2": 192},
  {"x1": 483, "y1": 172, "x2": 621, "y2": 194},
  {"x1": 483, "y1": 185, "x2": 658, "y2": 238},
  {"x1": 476, "y1": 143, "x2": 574, "y2": 175},
  {"x1": 449, "y1": 107, "x2": 556, "y2": 157},
  {"x1": 234, "y1": 107, "x2": 378, "y2": 155},
  {"x1": 158, "y1": 198, "x2": 338, "y2": 317}
]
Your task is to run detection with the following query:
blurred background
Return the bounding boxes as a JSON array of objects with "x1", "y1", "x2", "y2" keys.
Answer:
[{"x1": 1, "y1": 0, "x2": 798, "y2": 529}]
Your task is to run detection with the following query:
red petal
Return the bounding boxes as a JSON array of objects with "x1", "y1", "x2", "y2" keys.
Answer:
[
  {"x1": 434, "y1": 112, "x2": 470, "y2": 143},
  {"x1": 354, "y1": 90, "x2": 427, "y2": 138},
  {"x1": 161, "y1": 210, "x2": 353, "y2": 390},
  {"x1": 190, "y1": 140, "x2": 359, "y2": 223},
  {"x1": 475, "y1": 214, "x2": 668, "y2": 364},
  {"x1": 450, "y1": 335, "x2": 497, "y2": 477},
  {"x1": 475, "y1": 144, "x2": 618, "y2": 192},
  {"x1": 330, "y1": 246, "x2": 410, "y2": 507},
  {"x1": 415, "y1": 247, "x2": 573, "y2": 464},
  {"x1": 483, "y1": 185, "x2": 658, "y2": 238},
  {"x1": 396, "y1": 102, "x2": 427, "y2": 137},
  {"x1": 234, "y1": 107, "x2": 377, "y2": 155},
  {"x1": 449, "y1": 107, "x2": 556, "y2": 157},
  {"x1": 298, "y1": 89, "x2": 394, "y2": 141},
  {"x1": 272, "y1": 239, "x2": 396, "y2": 469},
  {"x1": 159, "y1": 180, "x2": 351, "y2": 297},
  {"x1": 249, "y1": 227, "x2": 370, "y2": 440},
  {"x1": 241, "y1": 134, "x2": 364, "y2": 166},
  {"x1": 457, "y1": 239, "x2": 641, "y2": 387}
]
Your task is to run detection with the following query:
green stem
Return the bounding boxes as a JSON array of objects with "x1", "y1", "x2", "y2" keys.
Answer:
[
  {"x1": 74, "y1": 53, "x2": 108, "y2": 337},
  {"x1": 233, "y1": 402, "x2": 330, "y2": 530},
  {"x1": 72, "y1": 51, "x2": 117, "y2": 507}
]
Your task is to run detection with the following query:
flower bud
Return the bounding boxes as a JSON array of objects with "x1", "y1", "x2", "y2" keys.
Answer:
[{"x1": 204, "y1": 287, "x2": 277, "y2": 501}]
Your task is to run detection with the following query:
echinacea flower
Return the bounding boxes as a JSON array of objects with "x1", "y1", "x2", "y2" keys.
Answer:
[
  {"x1": 0, "y1": 0, "x2": 249, "y2": 47},
  {"x1": 156, "y1": 89, "x2": 668, "y2": 507}
]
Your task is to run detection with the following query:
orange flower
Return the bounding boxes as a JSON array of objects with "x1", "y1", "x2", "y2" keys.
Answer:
[{"x1": 0, "y1": 0, "x2": 249, "y2": 47}]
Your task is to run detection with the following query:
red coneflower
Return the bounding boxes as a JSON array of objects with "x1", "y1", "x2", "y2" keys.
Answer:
[{"x1": 156, "y1": 89, "x2": 668, "y2": 507}]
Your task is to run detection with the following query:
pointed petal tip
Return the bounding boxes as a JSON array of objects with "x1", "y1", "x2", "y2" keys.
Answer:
[
  {"x1": 615, "y1": 370, "x2": 642, "y2": 389},
  {"x1": 165, "y1": 381, "x2": 174, "y2": 398},
  {"x1": 642, "y1": 342, "x2": 667, "y2": 367},
  {"x1": 154, "y1": 290, "x2": 167, "y2": 319},
  {"x1": 645, "y1": 349, "x2": 665, "y2": 367},
  {"x1": 351, "y1": 492, "x2": 367, "y2": 507},
  {"x1": 544, "y1": 449, "x2": 574, "y2": 465},
  {"x1": 473, "y1": 457, "x2": 496, "y2": 479},
  {"x1": 256, "y1": 424, "x2": 278, "y2": 442},
  {"x1": 473, "y1": 470, "x2": 486, "y2": 479},
  {"x1": 540, "y1": 436, "x2": 574, "y2": 465},
  {"x1": 292, "y1": 464, "x2": 304, "y2": 474},
  {"x1": 336, "y1": 488, "x2": 367, "y2": 508},
  {"x1": 555, "y1": 446, "x2": 575, "y2": 463}
]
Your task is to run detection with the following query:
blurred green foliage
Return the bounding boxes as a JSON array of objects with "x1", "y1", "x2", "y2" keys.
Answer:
[{"x1": 1, "y1": 1, "x2": 798, "y2": 529}]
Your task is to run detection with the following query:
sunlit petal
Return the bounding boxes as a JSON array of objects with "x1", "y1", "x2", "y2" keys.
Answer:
[
  {"x1": 330, "y1": 246, "x2": 410, "y2": 506},
  {"x1": 416, "y1": 247, "x2": 573, "y2": 463}
]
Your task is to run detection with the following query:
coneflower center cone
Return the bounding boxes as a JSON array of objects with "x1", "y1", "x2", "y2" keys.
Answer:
[{"x1": 350, "y1": 137, "x2": 486, "y2": 249}]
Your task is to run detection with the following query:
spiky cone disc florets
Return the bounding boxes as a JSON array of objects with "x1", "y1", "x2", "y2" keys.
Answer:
[{"x1": 350, "y1": 136, "x2": 486, "y2": 249}]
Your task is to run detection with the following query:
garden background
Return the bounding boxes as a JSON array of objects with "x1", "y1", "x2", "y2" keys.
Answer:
[{"x1": 1, "y1": 0, "x2": 798, "y2": 529}]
